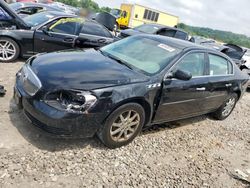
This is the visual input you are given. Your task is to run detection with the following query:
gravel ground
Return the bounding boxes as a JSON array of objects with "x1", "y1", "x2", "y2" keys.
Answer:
[{"x1": 0, "y1": 61, "x2": 249, "y2": 188}]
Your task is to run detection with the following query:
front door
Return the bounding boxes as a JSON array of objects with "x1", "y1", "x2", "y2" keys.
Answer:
[
  {"x1": 154, "y1": 52, "x2": 210, "y2": 123},
  {"x1": 33, "y1": 17, "x2": 83, "y2": 53}
]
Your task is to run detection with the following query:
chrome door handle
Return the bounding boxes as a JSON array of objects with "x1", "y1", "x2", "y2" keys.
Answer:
[
  {"x1": 225, "y1": 83, "x2": 232, "y2": 87},
  {"x1": 196, "y1": 87, "x2": 206, "y2": 91}
]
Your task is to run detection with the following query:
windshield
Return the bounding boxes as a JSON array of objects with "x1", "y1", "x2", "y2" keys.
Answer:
[
  {"x1": 134, "y1": 24, "x2": 160, "y2": 34},
  {"x1": 110, "y1": 9, "x2": 121, "y2": 17},
  {"x1": 23, "y1": 12, "x2": 54, "y2": 27},
  {"x1": 101, "y1": 36, "x2": 181, "y2": 75},
  {"x1": 9, "y1": 3, "x2": 23, "y2": 11}
]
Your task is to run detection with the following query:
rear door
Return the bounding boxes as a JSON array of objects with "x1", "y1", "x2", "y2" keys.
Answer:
[
  {"x1": 75, "y1": 21, "x2": 114, "y2": 48},
  {"x1": 33, "y1": 17, "x2": 83, "y2": 53},
  {"x1": 154, "y1": 52, "x2": 211, "y2": 123},
  {"x1": 206, "y1": 53, "x2": 235, "y2": 110}
]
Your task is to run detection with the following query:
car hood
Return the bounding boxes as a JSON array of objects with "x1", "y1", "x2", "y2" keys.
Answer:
[
  {"x1": 30, "y1": 49, "x2": 149, "y2": 91},
  {"x1": 0, "y1": 1, "x2": 29, "y2": 29}
]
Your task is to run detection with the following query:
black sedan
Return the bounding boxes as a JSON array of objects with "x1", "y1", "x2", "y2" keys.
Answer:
[
  {"x1": 14, "y1": 35, "x2": 249, "y2": 148},
  {"x1": 0, "y1": 2, "x2": 115, "y2": 62},
  {"x1": 119, "y1": 23, "x2": 189, "y2": 40}
]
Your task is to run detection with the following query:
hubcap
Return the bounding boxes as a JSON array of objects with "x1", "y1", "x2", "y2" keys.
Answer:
[
  {"x1": 110, "y1": 110, "x2": 140, "y2": 142},
  {"x1": 222, "y1": 97, "x2": 236, "y2": 117},
  {"x1": 0, "y1": 40, "x2": 16, "y2": 61}
]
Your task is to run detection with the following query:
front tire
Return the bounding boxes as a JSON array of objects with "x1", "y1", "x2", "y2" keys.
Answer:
[
  {"x1": 98, "y1": 103, "x2": 145, "y2": 149},
  {"x1": 211, "y1": 93, "x2": 238, "y2": 120},
  {"x1": 0, "y1": 37, "x2": 20, "y2": 63}
]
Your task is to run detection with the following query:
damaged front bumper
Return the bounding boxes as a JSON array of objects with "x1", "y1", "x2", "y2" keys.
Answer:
[{"x1": 14, "y1": 79, "x2": 104, "y2": 138}]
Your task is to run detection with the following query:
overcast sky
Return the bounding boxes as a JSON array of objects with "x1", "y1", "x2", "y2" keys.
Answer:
[{"x1": 93, "y1": 0, "x2": 250, "y2": 37}]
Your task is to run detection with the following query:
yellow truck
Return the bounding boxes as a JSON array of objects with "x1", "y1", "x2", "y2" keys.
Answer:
[{"x1": 110, "y1": 4, "x2": 179, "y2": 29}]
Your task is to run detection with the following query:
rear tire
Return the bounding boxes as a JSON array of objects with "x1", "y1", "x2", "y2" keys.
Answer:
[
  {"x1": 0, "y1": 37, "x2": 20, "y2": 63},
  {"x1": 211, "y1": 93, "x2": 238, "y2": 120},
  {"x1": 98, "y1": 103, "x2": 145, "y2": 149}
]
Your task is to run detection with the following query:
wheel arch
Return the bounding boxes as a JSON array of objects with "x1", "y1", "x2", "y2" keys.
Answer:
[
  {"x1": 234, "y1": 89, "x2": 241, "y2": 100},
  {"x1": 104, "y1": 97, "x2": 153, "y2": 127},
  {"x1": 0, "y1": 35, "x2": 22, "y2": 56}
]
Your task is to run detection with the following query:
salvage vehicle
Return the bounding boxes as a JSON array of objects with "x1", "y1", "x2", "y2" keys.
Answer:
[
  {"x1": 0, "y1": 2, "x2": 115, "y2": 62},
  {"x1": 14, "y1": 35, "x2": 249, "y2": 148},
  {"x1": 9, "y1": 2, "x2": 63, "y2": 17},
  {"x1": 201, "y1": 42, "x2": 247, "y2": 66},
  {"x1": 119, "y1": 23, "x2": 188, "y2": 40},
  {"x1": 241, "y1": 50, "x2": 250, "y2": 86}
]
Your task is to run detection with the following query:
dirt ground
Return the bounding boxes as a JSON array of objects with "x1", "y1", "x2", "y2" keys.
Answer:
[{"x1": 0, "y1": 61, "x2": 249, "y2": 188}]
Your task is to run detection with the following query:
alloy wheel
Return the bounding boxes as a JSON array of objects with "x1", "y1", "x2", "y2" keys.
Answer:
[
  {"x1": 110, "y1": 110, "x2": 140, "y2": 142},
  {"x1": 0, "y1": 40, "x2": 16, "y2": 61},
  {"x1": 222, "y1": 97, "x2": 236, "y2": 117}
]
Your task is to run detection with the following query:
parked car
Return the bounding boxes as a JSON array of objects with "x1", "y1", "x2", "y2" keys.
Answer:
[
  {"x1": 242, "y1": 50, "x2": 250, "y2": 86},
  {"x1": 119, "y1": 23, "x2": 189, "y2": 40},
  {"x1": 9, "y1": 2, "x2": 64, "y2": 17},
  {"x1": 0, "y1": 2, "x2": 115, "y2": 62},
  {"x1": 14, "y1": 35, "x2": 249, "y2": 148},
  {"x1": 0, "y1": 1, "x2": 28, "y2": 29},
  {"x1": 201, "y1": 42, "x2": 247, "y2": 67}
]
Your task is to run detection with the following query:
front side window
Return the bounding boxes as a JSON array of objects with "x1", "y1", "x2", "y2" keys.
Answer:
[
  {"x1": 175, "y1": 53, "x2": 206, "y2": 77},
  {"x1": 101, "y1": 36, "x2": 181, "y2": 75},
  {"x1": 49, "y1": 18, "x2": 84, "y2": 35},
  {"x1": 209, "y1": 54, "x2": 232, "y2": 76}
]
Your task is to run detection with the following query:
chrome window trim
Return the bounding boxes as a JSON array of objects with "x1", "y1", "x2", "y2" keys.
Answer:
[
  {"x1": 208, "y1": 52, "x2": 234, "y2": 76},
  {"x1": 79, "y1": 33, "x2": 113, "y2": 40},
  {"x1": 164, "y1": 50, "x2": 235, "y2": 81}
]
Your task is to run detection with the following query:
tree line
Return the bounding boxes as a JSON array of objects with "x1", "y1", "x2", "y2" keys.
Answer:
[{"x1": 178, "y1": 23, "x2": 250, "y2": 48}]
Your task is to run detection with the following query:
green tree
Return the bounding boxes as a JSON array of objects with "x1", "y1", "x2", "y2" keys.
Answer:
[
  {"x1": 178, "y1": 23, "x2": 250, "y2": 48},
  {"x1": 80, "y1": 0, "x2": 100, "y2": 12}
]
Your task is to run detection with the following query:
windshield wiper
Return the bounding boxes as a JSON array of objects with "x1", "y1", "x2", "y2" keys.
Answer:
[{"x1": 99, "y1": 50, "x2": 133, "y2": 70}]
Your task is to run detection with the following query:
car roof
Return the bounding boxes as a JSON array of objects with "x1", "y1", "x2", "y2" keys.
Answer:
[{"x1": 140, "y1": 23, "x2": 187, "y2": 33}]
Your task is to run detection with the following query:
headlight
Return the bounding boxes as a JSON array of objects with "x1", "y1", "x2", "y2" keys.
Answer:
[
  {"x1": 18, "y1": 64, "x2": 42, "y2": 96},
  {"x1": 44, "y1": 90, "x2": 97, "y2": 114}
]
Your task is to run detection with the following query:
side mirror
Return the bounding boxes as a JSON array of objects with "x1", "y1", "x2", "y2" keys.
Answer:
[
  {"x1": 167, "y1": 69, "x2": 192, "y2": 81},
  {"x1": 42, "y1": 26, "x2": 51, "y2": 36}
]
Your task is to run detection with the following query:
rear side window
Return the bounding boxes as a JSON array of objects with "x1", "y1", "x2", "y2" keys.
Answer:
[
  {"x1": 175, "y1": 31, "x2": 187, "y2": 40},
  {"x1": 175, "y1": 53, "x2": 206, "y2": 77},
  {"x1": 209, "y1": 54, "x2": 233, "y2": 76},
  {"x1": 158, "y1": 29, "x2": 176, "y2": 37},
  {"x1": 81, "y1": 22, "x2": 112, "y2": 38}
]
